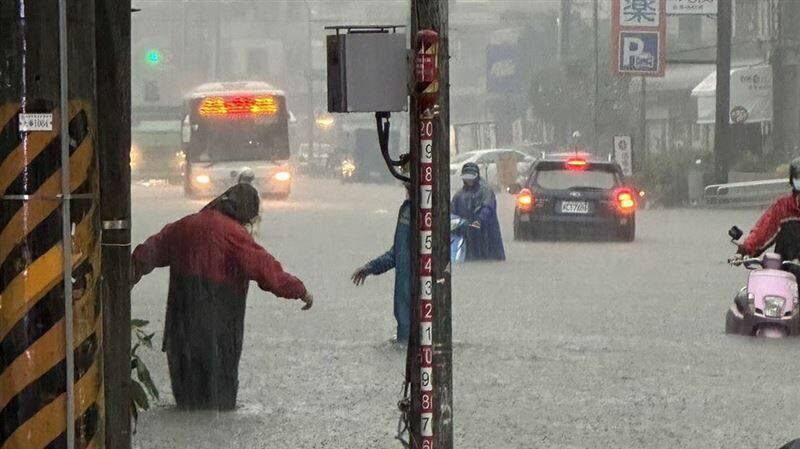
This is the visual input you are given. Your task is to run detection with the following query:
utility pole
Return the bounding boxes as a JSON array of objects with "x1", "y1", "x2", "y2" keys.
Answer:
[
  {"x1": 304, "y1": 0, "x2": 316, "y2": 157},
  {"x1": 558, "y1": 0, "x2": 572, "y2": 62},
  {"x1": 558, "y1": 0, "x2": 572, "y2": 143},
  {"x1": 410, "y1": 1, "x2": 453, "y2": 449},
  {"x1": 772, "y1": 0, "x2": 800, "y2": 159},
  {"x1": 213, "y1": 1, "x2": 222, "y2": 80},
  {"x1": 638, "y1": 77, "x2": 647, "y2": 172},
  {"x1": 714, "y1": 0, "x2": 732, "y2": 184},
  {"x1": 592, "y1": 0, "x2": 599, "y2": 152},
  {"x1": 96, "y1": 0, "x2": 132, "y2": 448}
]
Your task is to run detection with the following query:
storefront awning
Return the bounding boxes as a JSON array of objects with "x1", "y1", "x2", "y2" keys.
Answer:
[
  {"x1": 629, "y1": 63, "x2": 715, "y2": 93},
  {"x1": 691, "y1": 65, "x2": 772, "y2": 124}
]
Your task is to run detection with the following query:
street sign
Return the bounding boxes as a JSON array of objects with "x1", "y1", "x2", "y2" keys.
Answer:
[
  {"x1": 667, "y1": 0, "x2": 717, "y2": 15},
  {"x1": 618, "y1": 31, "x2": 662, "y2": 74},
  {"x1": 613, "y1": 135, "x2": 633, "y2": 176},
  {"x1": 486, "y1": 29, "x2": 523, "y2": 95},
  {"x1": 730, "y1": 105, "x2": 749, "y2": 124},
  {"x1": 613, "y1": 0, "x2": 667, "y2": 77}
]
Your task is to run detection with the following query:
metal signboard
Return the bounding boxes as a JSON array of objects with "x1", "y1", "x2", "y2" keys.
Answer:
[
  {"x1": 667, "y1": 0, "x2": 717, "y2": 15},
  {"x1": 18, "y1": 113, "x2": 54, "y2": 132},
  {"x1": 613, "y1": 0, "x2": 667, "y2": 77},
  {"x1": 614, "y1": 135, "x2": 633, "y2": 176}
]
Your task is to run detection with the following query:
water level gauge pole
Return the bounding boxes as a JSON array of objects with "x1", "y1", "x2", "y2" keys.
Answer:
[{"x1": 411, "y1": 1, "x2": 453, "y2": 448}]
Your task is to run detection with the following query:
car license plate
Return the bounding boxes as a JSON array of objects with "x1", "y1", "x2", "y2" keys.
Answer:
[{"x1": 560, "y1": 201, "x2": 589, "y2": 214}]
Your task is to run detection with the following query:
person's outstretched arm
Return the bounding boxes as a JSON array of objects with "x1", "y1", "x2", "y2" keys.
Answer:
[{"x1": 227, "y1": 227, "x2": 309, "y2": 301}]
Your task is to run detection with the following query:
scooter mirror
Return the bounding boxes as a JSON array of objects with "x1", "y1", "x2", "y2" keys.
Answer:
[
  {"x1": 729, "y1": 226, "x2": 743, "y2": 241},
  {"x1": 507, "y1": 183, "x2": 522, "y2": 195}
]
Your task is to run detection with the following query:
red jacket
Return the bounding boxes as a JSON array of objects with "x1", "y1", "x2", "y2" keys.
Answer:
[
  {"x1": 133, "y1": 208, "x2": 307, "y2": 299},
  {"x1": 741, "y1": 193, "x2": 800, "y2": 256}
]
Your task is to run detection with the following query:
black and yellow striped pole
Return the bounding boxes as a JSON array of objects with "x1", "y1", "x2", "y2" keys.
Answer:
[{"x1": 0, "y1": 2, "x2": 103, "y2": 449}]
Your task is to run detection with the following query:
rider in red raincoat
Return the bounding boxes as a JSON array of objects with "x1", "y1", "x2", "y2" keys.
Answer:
[
  {"x1": 132, "y1": 183, "x2": 312, "y2": 410},
  {"x1": 736, "y1": 158, "x2": 800, "y2": 265}
]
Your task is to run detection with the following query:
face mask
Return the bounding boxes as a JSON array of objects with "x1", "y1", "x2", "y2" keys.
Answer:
[{"x1": 793, "y1": 177, "x2": 800, "y2": 191}]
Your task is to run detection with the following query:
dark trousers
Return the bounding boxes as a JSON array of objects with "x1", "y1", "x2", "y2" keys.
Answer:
[
  {"x1": 166, "y1": 347, "x2": 239, "y2": 411},
  {"x1": 164, "y1": 319, "x2": 243, "y2": 411}
]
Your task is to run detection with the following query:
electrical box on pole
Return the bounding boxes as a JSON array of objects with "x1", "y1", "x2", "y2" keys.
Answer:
[{"x1": 326, "y1": 27, "x2": 408, "y2": 113}]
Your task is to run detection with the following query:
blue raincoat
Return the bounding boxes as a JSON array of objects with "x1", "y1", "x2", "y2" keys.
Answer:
[
  {"x1": 365, "y1": 200, "x2": 412, "y2": 342},
  {"x1": 451, "y1": 180, "x2": 506, "y2": 261}
]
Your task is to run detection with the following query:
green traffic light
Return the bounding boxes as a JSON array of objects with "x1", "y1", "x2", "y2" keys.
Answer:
[{"x1": 146, "y1": 49, "x2": 162, "y2": 65}]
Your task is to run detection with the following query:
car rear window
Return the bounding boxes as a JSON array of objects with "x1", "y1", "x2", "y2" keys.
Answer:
[{"x1": 533, "y1": 165, "x2": 619, "y2": 190}]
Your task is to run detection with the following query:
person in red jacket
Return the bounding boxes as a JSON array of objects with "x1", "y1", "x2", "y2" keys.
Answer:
[
  {"x1": 131, "y1": 183, "x2": 313, "y2": 410},
  {"x1": 734, "y1": 158, "x2": 800, "y2": 267}
]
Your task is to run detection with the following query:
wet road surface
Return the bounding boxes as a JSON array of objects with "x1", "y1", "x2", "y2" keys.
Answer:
[{"x1": 130, "y1": 178, "x2": 798, "y2": 449}]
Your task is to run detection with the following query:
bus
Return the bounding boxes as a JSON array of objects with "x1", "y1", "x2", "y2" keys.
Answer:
[{"x1": 181, "y1": 81, "x2": 293, "y2": 199}]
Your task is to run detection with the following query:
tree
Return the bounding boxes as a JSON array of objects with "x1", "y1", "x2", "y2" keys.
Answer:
[{"x1": 529, "y1": 12, "x2": 637, "y2": 147}]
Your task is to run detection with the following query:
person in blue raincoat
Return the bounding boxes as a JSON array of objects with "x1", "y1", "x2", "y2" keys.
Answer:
[
  {"x1": 351, "y1": 184, "x2": 412, "y2": 344},
  {"x1": 451, "y1": 162, "x2": 506, "y2": 261}
]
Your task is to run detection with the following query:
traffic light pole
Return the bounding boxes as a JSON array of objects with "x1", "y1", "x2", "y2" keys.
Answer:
[{"x1": 409, "y1": 1, "x2": 453, "y2": 448}]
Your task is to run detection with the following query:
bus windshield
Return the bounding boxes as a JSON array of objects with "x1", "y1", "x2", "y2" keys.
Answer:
[{"x1": 192, "y1": 120, "x2": 289, "y2": 163}]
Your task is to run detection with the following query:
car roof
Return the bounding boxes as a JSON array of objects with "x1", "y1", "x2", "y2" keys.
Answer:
[
  {"x1": 187, "y1": 81, "x2": 285, "y2": 99},
  {"x1": 472, "y1": 148, "x2": 526, "y2": 153}
]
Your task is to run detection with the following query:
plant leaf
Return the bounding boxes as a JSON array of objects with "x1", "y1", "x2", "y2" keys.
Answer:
[
  {"x1": 130, "y1": 397, "x2": 139, "y2": 433},
  {"x1": 131, "y1": 354, "x2": 140, "y2": 371},
  {"x1": 136, "y1": 359, "x2": 160, "y2": 400},
  {"x1": 131, "y1": 380, "x2": 150, "y2": 411},
  {"x1": 140, "y1": 332, "x2": 155, "y2": 350},
  {"x1": 131, "y1": 319, "x2": 149, "y2": 328}
]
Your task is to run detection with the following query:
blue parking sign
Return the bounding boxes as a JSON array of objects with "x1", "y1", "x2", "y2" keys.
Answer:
[{"x1": 618, "y1": 31, "x2": 662, "y2": 75}]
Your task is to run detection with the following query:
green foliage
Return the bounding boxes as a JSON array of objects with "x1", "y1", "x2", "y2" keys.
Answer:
[
  {"x1": 130, "y1": 319, "x2": 159, "y2": 432},
  {"x1": 732, "y1": 150, "x2": 768, "y2": 173},
  {"x1": 529, "y1": 15, "x2": 637, "y2": 144},
  {"x1": 638, "y1": 147, "x2": 711, "y2": 207}
]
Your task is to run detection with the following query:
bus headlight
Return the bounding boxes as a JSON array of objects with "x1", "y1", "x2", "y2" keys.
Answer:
[{"x1": 274, "y1": 171, "x2": 291, "y2": 182}]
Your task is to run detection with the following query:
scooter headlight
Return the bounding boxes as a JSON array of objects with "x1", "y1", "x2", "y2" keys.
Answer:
[
  {"x1": 193, "y1": 173, "x2": 211, "y2": 187},
  {"x1": 764, "y1": 296, "x2": 786, "y2": 318}
]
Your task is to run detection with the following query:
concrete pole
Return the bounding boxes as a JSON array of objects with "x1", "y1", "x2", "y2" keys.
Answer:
[{"x1": 714, "y1": 0, "x2": 732, "y2": 184}]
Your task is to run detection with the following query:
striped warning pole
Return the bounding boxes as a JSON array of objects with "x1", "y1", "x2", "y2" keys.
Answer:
[{"x1": 0, "y1": 2, "x2": 103, "y2": 449}]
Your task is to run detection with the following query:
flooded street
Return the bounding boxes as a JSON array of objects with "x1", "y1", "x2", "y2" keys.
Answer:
[{"x1": 130, "y1": 178, "x2": 796, "y2": 449}]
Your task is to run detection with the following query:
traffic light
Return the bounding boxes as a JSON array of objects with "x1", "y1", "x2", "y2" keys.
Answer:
[{"x1": 145, "y1": 49, "x2": 163, "y2": 65}]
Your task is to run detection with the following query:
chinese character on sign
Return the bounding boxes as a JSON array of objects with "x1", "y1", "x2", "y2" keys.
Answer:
[{"x1": 621, "y1": 0, "x2": 660, "y2": 27}]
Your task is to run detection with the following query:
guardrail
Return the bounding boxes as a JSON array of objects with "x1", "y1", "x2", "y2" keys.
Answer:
[{"x1": 704, "y1": 178, "x2": 787, "y2": 207}]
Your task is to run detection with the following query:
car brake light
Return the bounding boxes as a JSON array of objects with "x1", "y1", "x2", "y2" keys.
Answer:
[
  {"x1": 517, "y1": 188, "x2": 535, "y2": 212},
  {"x1": 565, "y1": 157, "x2": 588, "y2": 170},
  {"x1": 615, "y1": 188, "x2": 636, "y2": 213},
  {"x1": 198, "y1": 95, "x2": 279, "y2": 117}
]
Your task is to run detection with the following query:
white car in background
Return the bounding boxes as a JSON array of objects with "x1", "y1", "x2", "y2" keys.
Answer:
[{"x1": 450, "y1": 149, "x2": 535, "y2": 190}]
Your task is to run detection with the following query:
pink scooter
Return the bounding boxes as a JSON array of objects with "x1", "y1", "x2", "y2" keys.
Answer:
[{"x1": 726, "y1": 226, "x2": 800, "y2": 338}]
